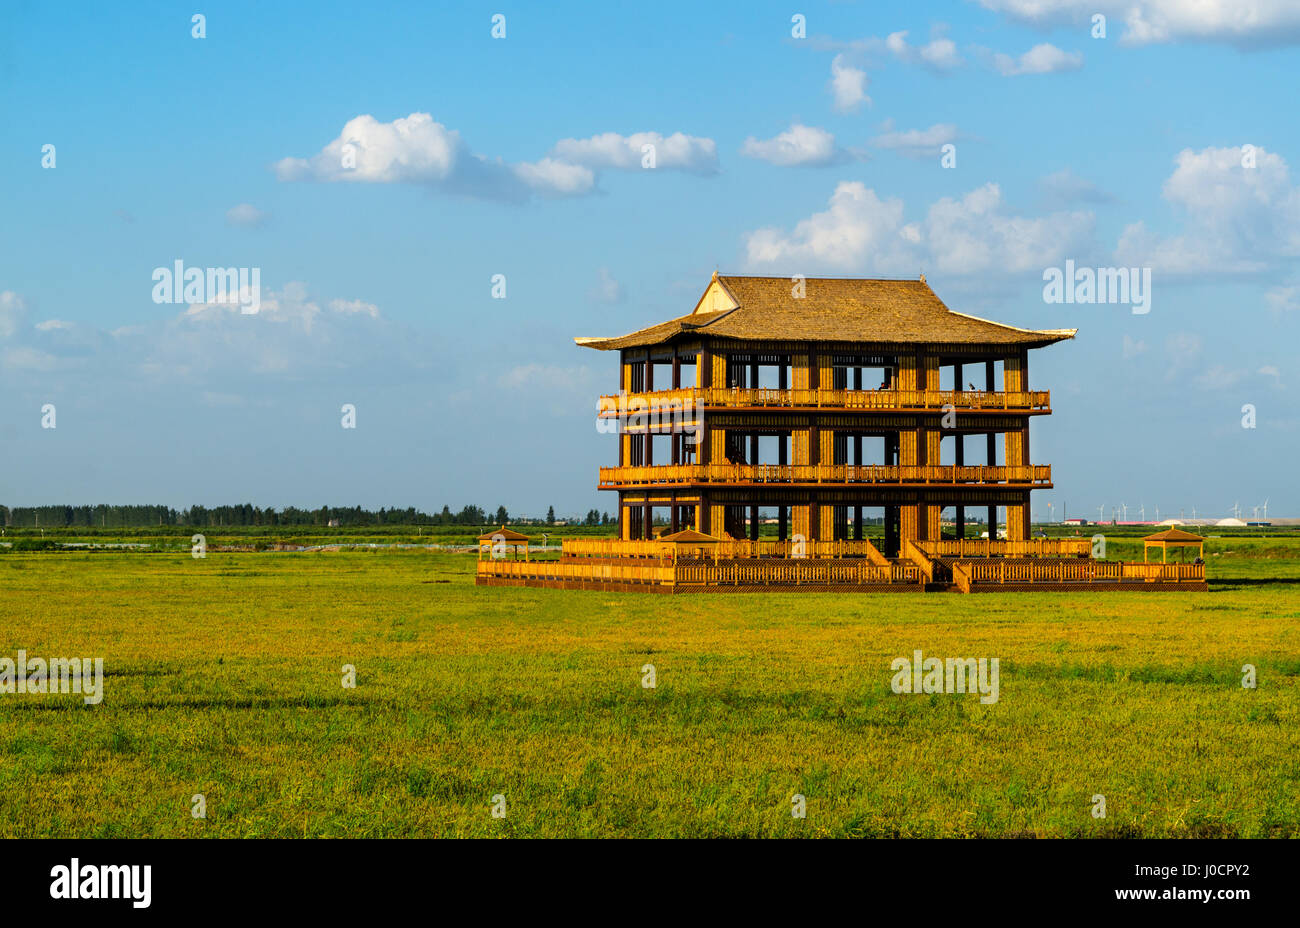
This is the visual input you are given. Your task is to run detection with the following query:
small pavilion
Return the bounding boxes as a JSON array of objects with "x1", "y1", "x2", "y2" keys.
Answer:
[
  {"x1": 477, "y1": 526, "x2": 531, "y2": 561},
  {"x1": 1142, "y1": 527, "x2": 1205, "y2": 563},
  {"x1": 654, "y1": 529, "x2": 724, "y2": 561}
]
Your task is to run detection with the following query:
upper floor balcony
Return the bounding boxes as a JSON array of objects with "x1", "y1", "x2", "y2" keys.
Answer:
[
  {"x1": 598, "y1": 463, "x2": 1052, "y2": 489},
  {"x1": 598, "y1": 386, "x2": 1050, "y2": 417}
]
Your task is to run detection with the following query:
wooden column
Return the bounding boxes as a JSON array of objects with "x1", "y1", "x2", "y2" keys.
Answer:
[
  {"x1": 643, "y1": 503, "x2": 652, "y2": 540},
  {"x1": 779, "y1": 505, "x2": 788, "y2": 540},
  {"x1": 749, "y1": 505, "x2": 759, "y2": 541},
  {"x1": 884, "y1": 504, "x2": 899, "y2": 557}
]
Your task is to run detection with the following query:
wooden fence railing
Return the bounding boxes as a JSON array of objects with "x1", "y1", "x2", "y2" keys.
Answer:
[
  {"x1": 955, "y1": 560, "x2": 1205, "y2": 586},
  {"x1": 477, "y1": 557, "x2": 920, "y2": 587},
  {"x1": 599, "y1": 463, "x2": 1052, "y2": 487},
  {"x1": 916, "y1": 539, "x2": 1092, "y2": 559},
  {"x1": 476, "y1": 559, "x2": 676, "y2": 586},
  {"x1": 673, "y1": 560, "x2": 919, "y2": 587},
  {"x1": 599, "y1": 387, "x2": 1050, "y2": 415},
  {"x1": 561, "y1": 537, "x2": 889, "y2": 564}
]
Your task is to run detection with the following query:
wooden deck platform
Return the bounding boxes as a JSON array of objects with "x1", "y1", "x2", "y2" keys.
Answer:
[{"x1": 475, "y1": 539, "x2": 1207, "y2": 594}]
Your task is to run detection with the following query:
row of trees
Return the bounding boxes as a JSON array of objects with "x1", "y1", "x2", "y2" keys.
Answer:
[{"x1": 0, "y1": 504, "x2": 612, "y2": 529}]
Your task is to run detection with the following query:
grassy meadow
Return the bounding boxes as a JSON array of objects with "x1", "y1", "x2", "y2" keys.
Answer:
[{"x1": 1, "y1": 536, "x2": 1297, "y2": 838}]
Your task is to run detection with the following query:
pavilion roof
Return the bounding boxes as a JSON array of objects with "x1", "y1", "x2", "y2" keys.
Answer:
[
  {"x1": 575, "y1": 275, "x2": 1077, "y2": 351},
  {"x1": 655, "y1": 529, "x2": 723, "y2": 543},
  {"x1": 1142, "y1": 528, "x2": 1204, "y2": 543},
  {"x1": 477, "y1": 526, "x2": 530, "y2": 541}
]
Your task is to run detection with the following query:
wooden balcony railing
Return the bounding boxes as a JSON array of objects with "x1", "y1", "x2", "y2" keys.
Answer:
[
  {"x1": 599, "y1": 387, "x2": 1049, "y2": 415},
  {"x1": 478, "y1": 557, "x2": 921, "y2": 588},
  {"x1": 915, "y1": 539, "x2": 1091, "y2": 559},
  {"x1": 674, "y1": 560, "x2": 919, "y2": 586},
  {"x1": 598, "y1": 463, "x2": 1052, "y2": 488},
  {"x1": 562, "y1": 537, "x2": 890, "y2": 563},
  {"x1": 951, "y1": 559, "x2": 1205, "y2": 591}
]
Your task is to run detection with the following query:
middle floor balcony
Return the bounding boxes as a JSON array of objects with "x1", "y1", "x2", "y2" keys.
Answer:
[
  {"x1": 599, "y1": 463, "x2": 1052, "y2": 489},
  {"x1": 599, "y1": 386, "x2": 1051, "y2": 417}
]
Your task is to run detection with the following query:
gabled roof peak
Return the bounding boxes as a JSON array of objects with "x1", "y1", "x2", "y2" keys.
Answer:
[{"x1": 576, "y1": 274, "x2": 1077, "y2": 351}]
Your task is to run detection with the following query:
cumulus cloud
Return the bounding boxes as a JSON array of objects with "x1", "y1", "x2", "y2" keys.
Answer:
[
  {"x1": 828, "y1": 55, "x2": 870, "y2": 112},
  {"x1": 740, "y1": 124, "x2": 860, "y2": 167},
  {"x1": 991, "y1": 43, "x2": 1084, "y2": 75},
  {"x1": 0, "y1": 291, "x2": 27, "y2": 338},
  {"x1": 226, "y1": 203, "x2": 269, "y2": 228},
  {"x1": 274, "y1": 114, "x2": 717, "y2": 200},
  {"x1": 883, "y1": 30, "x2": 964, "y2": 70},
  {"x1": 550, "y1": 131, "x2": 718, "y2": 175},
  {"x1": 274, "y1": 112, "x2": 590, "y2": 200},
  {"x1": 745, "y1": 181, "x2": 1094, "y2": 276},
  {"x1": 1115, "y1": 145, "x2": 1300, "y2": 275},
  {"x1": 975, "y1": 0, "x2": 1300, "y2": 48},
  {"x1": 328, "y1": 298, "x2": 380, "y2": 318},
  {"x1": 870, "y1": 122, "x2": 959, "y2": 158}
]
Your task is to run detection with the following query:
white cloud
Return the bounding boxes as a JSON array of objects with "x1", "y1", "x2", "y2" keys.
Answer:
[
  {"x1": 1115, "y1": 145, "x2": 1300, "y2": 275},
  {"x1": 870, "y1": 122, "x2": 959, "y2": 158},
  {"x1": 1, "y1": 345, "x2": 58, "y2": 371},
  {"x1": 828, "y1": 55, "x2": 870, "y2": 112},
  {"x1": 329, "y1": 298, "x2": 380, "y2": 318},
  {"x1": 1266, "y1": 285, "x2": 1299, "y2": 312},
  {"x1": 1122, "y1": 334, "x2": 1147, "y2": 359},
  {"x1": 883, "y1": 30, "x2": 964, "y2": 70},
  {"x1": 226, "y1": 203, "x2": 269, "y2": 228},
  {"x1": 512, "y1": 158, "x2": 597, "y2": 196},
  {"x1": 0, "y1": 291, "x2": 27, "y2": 338},
  {"x1": 746, "y1": 183, "x2": 909, "y2": 271},
  {"x1": 1196, "y1": 364, "x2": 1245, "y2": 389},
  {"x1": 740, "y1": 124, "x2": 859, "y2": 167},
  {"x1": 992, "y1": 43, "x2": 1084, "y2": 76},
  {"x1": 276, "y1": 114, "x2": 720, "y2": 199},
  {"x1": 275, "y1": 112, "x2": 598, "y2": 199},
  {"x1": 745, "y1": 181, "x2": 1095, "y2": 276},
  {"x1": 975, "y1": 0, "x2": 1300, "y2": 48},
  {"x1": 588, "y1": 268, "x2": 624, "y2": 304},
  {"x1": 549, "y1": 131, "x2": 718, "y2": 174}
]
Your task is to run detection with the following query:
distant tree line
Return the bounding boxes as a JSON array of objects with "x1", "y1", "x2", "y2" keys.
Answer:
[{"x1": 0, "y1": 504, "x2": 612, "y2": 529}]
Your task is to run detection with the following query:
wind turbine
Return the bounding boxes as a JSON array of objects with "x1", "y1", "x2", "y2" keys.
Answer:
[
  {"x1": 1120, "y1": 502, "x2": 1128, "y2": 522},
  {"x1": 1263, "y1": 498, "x2": 1269, "y2": 521},
  {"x1": 1098, "y1": 504, "x2": 1105, "y2": 522},
  {"x1": 1139, "y1": 502, "x2": 1145, "y2": 522}
]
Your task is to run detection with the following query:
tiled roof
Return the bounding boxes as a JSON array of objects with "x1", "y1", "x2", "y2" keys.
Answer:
[{"x1": 576, "y1": 275, "x2": 1077, "y2": 350}]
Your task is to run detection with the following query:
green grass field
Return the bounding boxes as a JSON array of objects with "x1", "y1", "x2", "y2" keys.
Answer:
[{"x1": 1, "y1": 540, "x2": 1297, "y2": 837}]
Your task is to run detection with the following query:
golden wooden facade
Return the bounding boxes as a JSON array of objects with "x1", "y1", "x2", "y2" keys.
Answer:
[{"x1": 476, "y1": 274, "x2": 1206, "y2": 593}]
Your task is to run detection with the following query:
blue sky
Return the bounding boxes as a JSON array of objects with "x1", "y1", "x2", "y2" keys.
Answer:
[{"x1": 2, "y1": 0, "x2": 1298, "y2": 520}]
